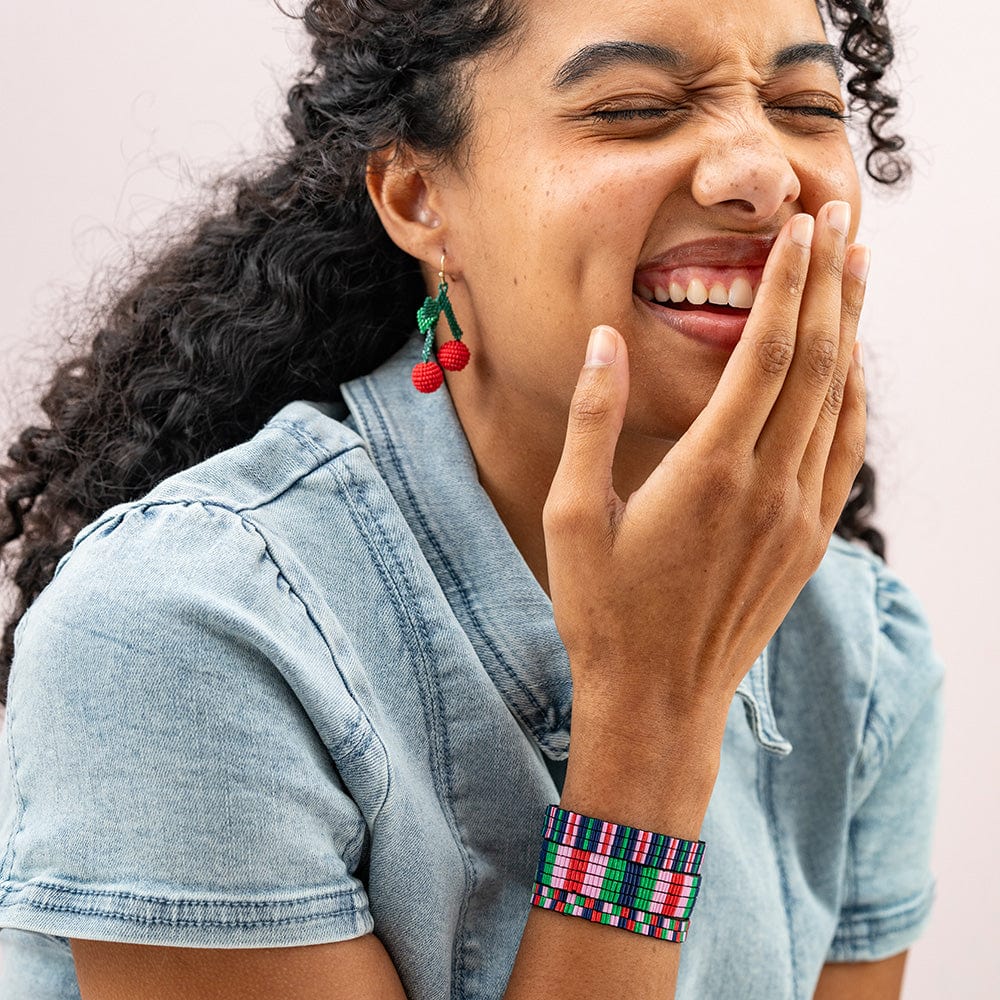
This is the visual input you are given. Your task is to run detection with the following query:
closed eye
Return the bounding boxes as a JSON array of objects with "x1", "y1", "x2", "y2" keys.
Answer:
[
  {"x1": 587, "y1": 107, "x2": 682, "y2": 122},
  {"x1": 589, "y1": 105, "x2": 849, "y2": 124},
  {"x1": 589, "y1": 107, "x2": 681, "y2": 122},
  {"x1": 768, "y1": 105, "x2": 850, "y2": 122}
]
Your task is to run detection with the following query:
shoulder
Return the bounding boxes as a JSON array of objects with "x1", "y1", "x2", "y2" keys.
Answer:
[
  {"x1": 817, "y1": 534, "x2": 944, "y2": 690},
  {"x1": 808, "y1": 533, "x2": 945, "y2": 764},
  {"x1": 6, "y1": 400, "x2": 393, "y2": 785},
  {"x1": 39, "y1": 400, "x2": 379, "y2": 596},
  {"x1": 804, "y1": 534, "x2": 942, "y2": 676},
  {"x1": 79, "y1": 398, "x2": 370, "y2": 528},
  {"x1": 9, "y1": 400, "x2": 401, "y2": 702},
  {"x1": 0, "y1": 407, "x2": 383, "y2": 947}
]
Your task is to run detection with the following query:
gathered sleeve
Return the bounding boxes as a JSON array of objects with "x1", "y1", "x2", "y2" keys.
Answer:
[
  {"x1": 0, "y1": 500, "x2": 376, "y2": 948},
  {"x1": 826, "y1": 560, "x2": 945, "y2": 962}
]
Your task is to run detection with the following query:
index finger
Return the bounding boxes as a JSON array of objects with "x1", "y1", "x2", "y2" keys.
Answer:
[{"x1": 689, "y1": 213, "x2": 814, "y2": 451}]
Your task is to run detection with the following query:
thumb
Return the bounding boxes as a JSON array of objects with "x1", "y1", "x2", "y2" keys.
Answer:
[{"x1": 548, "y1": 325, "x2": 630, "y2": 521}]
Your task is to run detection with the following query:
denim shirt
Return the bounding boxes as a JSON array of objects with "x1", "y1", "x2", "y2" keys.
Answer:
[{"x1": 0, "y1": 333, "x2": 943, "y2": 999}]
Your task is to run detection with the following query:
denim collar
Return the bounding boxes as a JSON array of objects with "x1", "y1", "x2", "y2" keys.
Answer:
[{"x1": 341, "y1": 334, "x2": 791, "y2": 758}]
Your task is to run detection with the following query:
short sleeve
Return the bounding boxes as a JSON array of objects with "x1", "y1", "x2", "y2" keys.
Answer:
[
  {"x1": 0, "y1": 500, "x2": 375, "y2": 948},
  {"x1": 826, "y1": 562, "x2": 945, "y2": 962}
]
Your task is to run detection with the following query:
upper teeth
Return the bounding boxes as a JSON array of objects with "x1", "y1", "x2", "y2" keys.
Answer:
[{"x1": 641, "y1": 276, "x2": 756, "y2": 309}]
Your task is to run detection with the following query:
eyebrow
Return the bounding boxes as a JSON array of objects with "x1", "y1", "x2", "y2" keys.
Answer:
[
  {"x1": 553, "y1": 41, "x2": 683, "y2": 89},
  {"x1": 551, "y1": 39, "x2": 844, "y2": 89},
  {"x1": 773, "y1": 42, "x2": 844, "y2": 82}
]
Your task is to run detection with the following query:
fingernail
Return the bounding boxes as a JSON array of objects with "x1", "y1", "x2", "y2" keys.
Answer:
[
  {"x1": 791, "y1": 214, "x2": 815, "y2": 248},
  {"x1": 828, "y1": 201, "x2": 851, "y2": 236},
  {"x1": 847, "y1": 245, "x2": 871, "y2": 283},
  {"x1": 586, "y1": 325, "x2": 618, "y2": 367},
  {"x1": 853, "y1": 339, "x2": 864, "y2": 369}
]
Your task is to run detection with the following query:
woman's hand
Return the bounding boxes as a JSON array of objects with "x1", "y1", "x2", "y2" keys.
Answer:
[{"x1": 543, "y1": 202, "x2": 869, "y2": 764}]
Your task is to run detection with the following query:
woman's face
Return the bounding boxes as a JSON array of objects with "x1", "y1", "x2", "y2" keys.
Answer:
[{"x1": 434, "y1": 0, "x2": 861, "y2": 444}]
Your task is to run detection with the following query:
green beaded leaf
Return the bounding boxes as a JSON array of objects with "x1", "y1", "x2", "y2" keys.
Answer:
[
  {"x1": 416, "y1": 296, "x2": 440, "y2": 333},
  {"x1": 417, "y1": 281, "x2": 463, "y2": 363},
  {"x1": 438, "y1": 289, "x2": 463, "y2": 341}
]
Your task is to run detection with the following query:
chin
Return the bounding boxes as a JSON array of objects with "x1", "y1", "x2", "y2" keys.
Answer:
[
  {"x1": 623, "y1": 402, "x2": 700, "y2": 447},
  {"x1": 623, "y1": 365, "x2": 719, "y2": 444}
]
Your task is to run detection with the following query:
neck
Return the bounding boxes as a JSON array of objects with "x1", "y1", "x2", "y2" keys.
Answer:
[{"x1": 445, "y1": 367, "x2": 674, "y2": 598}]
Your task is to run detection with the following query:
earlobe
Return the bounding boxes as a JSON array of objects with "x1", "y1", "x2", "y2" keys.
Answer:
[{"x1": 366, "y1": 149, "x2": 445, "y2": 263}]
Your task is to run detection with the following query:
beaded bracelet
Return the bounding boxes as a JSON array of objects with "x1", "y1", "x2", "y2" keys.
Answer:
[
  {"x1": 537, "y1": 842, "x2": 699, "y2": 919},
  {"x1": 543, "y1": 805, "x2": 705, "y2": 873},
  {"x1": 539, "y1": 842, "x2": 702, "y2": 891},
  {"x1": 532, "y1": 883, "x2": 690, "y2": 942},
  {"x1": 533, "y1": 884, "x2": 691, "y2": 932},
  {"x1": 531, "y1": 805, "x2": 705, "y2": 942}
]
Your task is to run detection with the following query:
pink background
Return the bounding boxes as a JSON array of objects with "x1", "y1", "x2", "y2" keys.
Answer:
[{"x1": 1, "y1": 2, "x2": 996, "y2": 995}]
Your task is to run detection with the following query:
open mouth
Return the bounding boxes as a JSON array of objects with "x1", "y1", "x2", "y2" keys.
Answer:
[
  {"x1": 633, "y1": 270, "x2": 762, "y2": 311},
  {"x1": 631, "y1": 235, "x2": 776, "y2": 349},
  {"x1": 632, "y1": 265, "x2": 765, "y2": 350}
]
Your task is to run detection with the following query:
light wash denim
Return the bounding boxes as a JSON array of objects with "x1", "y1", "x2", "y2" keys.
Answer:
[{"x1": 0, "y1": 333, "x2": 943, "y2": 999}]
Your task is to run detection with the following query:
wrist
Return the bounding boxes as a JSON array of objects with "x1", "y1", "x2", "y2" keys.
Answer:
[{"x1": 563, "y1": 689, "x2": 727, "y2": 840}]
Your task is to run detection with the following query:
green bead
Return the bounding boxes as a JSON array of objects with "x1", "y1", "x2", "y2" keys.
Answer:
[{"x1": 414, "y1": 279, "x2": 463, "y2": 353}]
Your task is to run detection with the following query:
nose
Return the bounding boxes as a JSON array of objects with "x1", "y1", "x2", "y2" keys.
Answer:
[{"x1": 690, "y1": 113, "x2": 801, "y2": 221}]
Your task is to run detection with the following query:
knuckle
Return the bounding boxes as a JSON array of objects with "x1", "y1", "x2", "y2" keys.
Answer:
[
  {"x1": 841, "y1": 289, "x2": 864, "y2": 327},
  {"x1": 799, "y1": 508, "x2": 820, "y2": 541},
  {"x1": 568, "y1": 387, "x2": 610, "y2": 431},
  {"x1": 748, "y1": 483, "x2": 791, "y2": 535},
  {"x1": 542, "y1": 493, "x2": 586, "y2": 536},
  {"x1": 754, "y1": 334, "x2": 795, "y2": 375},
  {"x1": 701, "y1": 452, "x2": 743, "y2": 508},
  {"x1": 809, "y1": 533, "x2": 831, "y2": 571},
  {"x1": 820, "y1": 248, "x2": 846, "y2": 283},
  {"x1": 821, "y1": 369, "x2": 847, "y2": 417},
  {"x1": 803, "y1": 336, "x2": 839, "y2": 386}
]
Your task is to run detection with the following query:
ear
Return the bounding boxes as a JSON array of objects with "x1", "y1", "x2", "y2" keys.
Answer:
[{"x1": 366, "y1": 147, "x2": 446, "y2": 268}]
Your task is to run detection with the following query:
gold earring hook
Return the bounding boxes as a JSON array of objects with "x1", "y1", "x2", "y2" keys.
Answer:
[{"x1": 440, "y1": 253, "x2": 449, "y2": 283}]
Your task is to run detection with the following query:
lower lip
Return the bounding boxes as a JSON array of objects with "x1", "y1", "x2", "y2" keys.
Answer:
[{"x1": 636, "y1": 296, "x2": 749, "y2": 351}]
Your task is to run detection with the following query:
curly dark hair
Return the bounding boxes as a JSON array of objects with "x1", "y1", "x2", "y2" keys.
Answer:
[{"x1": 0, "y1": 0, "x2": 907, "y2": 702}]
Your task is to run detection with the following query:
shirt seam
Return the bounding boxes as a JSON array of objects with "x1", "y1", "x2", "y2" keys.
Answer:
[
  {"x1": 63, "y1": 417, "x2": 359, "y2": 550},
  {"x1": 0, "y1": 878, "x2": 361, "y2": 909},
  {"x1": 121, "y1": 497, "x2": 385, "y2": 771},
  {"x1": 228, "y1": 496, "x2": 391, "y2": 797},
  {"x1": 0, "y1": 897, "x2": 368, "y2": 931},
  {"x1": 758, "y1": 625, "x2": 799, "y2": 1000},
  {"x1": 346, "y1": 382, "x2": 482, "y2": 997},
  {"x1": 352, "y1": 380, "x2": 553, "y2": 748},
  {"x1": 828, "y1": 882, "x2": 935, "y2": 952}
]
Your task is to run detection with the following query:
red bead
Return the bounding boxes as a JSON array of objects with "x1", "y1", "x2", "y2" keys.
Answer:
[
  {"x1": 437, "y1": 339, "x2": 470, "y2": 372},
  {"x1": 412, "y1": 361, "x2": 444, "y2": 393}
]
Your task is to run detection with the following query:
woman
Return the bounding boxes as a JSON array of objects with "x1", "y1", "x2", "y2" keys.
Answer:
[{"x1": 0, "y1": 0, "x2": 942, "y2": 998}]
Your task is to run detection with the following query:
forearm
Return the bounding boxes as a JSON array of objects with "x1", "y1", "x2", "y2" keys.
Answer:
[{"x1": 503, "y1": 694, "x2": 725, "y2": 1000}]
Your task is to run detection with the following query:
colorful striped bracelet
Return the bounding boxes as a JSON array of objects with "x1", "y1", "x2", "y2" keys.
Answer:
[
  {"x1": 543, "y1": 805, "x2": 705, "y2": 874},
  {"x1": 532, "y1": 883, "x2": 690, "y2": 933},
  {"x1": 538, "y1": 840, "x2": 702, "y2": 892},
  {"x1": 537, "y1": 874, "x2": 698, "y2": 920},
  {"x1": 537, "y1": 842, "x2": 699, "y2": 919},
  {"x1": 536, "y1": 861, "x2": 699, "y2": 921},
  {"x1": 531, "y1": 805, "x2": 704, "y2": 942},
  {"x1": 532, "y1": 883, "x2": 689, "y2": 942}
]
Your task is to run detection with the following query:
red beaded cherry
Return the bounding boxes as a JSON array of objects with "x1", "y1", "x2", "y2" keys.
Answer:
[
  {"x1": 411, "y1": 361, "x2": 444, "y2": 393},
  {"x1": 437, "y1": 340, "x2": 470, "y2": 372}
]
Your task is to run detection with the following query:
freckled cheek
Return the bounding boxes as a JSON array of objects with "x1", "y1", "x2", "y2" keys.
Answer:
[
  {"x1": 801, "y1": 155, "x2": 863, "y2": 228},
  {"x1": 515, "y1": 158, "x2": 674, "y2": 254}
]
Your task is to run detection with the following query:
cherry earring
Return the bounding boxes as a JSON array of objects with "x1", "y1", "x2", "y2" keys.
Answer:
[{"x1": 411, "y1": 254, "x2": 470, "y2": 393}]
